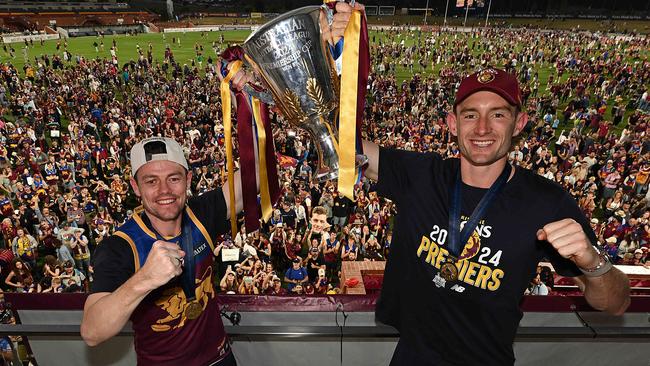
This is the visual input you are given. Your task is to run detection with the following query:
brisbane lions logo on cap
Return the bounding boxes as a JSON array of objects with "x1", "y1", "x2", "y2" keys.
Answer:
[{"x1": 476, "y1": 69, "x2": 497, "y2": 84}]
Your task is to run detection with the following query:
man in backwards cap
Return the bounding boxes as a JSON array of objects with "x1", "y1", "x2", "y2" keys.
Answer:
[
  {"x1": 357, "y1": 67, "x2": 631, "y2": 364},
  {"x1": 81, "y1": 137, "x2": 242, "y2": 365}
]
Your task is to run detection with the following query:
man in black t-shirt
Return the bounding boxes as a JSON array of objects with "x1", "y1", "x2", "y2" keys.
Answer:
[
  {"x1": 81, "y1": 137, "x2": 243, "y2": 366},
  {"x1": 331, "y1": 191, "x2": 352, "y2": 227},
  {"x1": 216, "y1": 4, "x2": 631, "y2": 364},
  {"x1": 352, "y1": 66, "x2": 631, "y2": 364},
  {"x1": 279, "y1": 201, "x2": 297, "y2": 229},
  {"x1": 305, "y1": 247, "x2": 324, "y2": 282}
]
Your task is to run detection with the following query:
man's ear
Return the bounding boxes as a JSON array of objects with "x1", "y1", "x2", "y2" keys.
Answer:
[
  {"x1": 446, "y1": 112, "x2": 458, "y2": 137},
  {"x1": 186, "y1": 170, "x2": 193, "y2": 187},
  {"x1": 513, "y1": 112, "x2": 529, "y2": 137},
  {"x1": 129, "y1": 177, "x2": 140, "y2": 198}
]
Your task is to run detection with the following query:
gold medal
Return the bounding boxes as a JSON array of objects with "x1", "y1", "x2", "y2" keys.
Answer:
[
  {"x1": 440, "y1": 262, "x2": 459, "y2": 282},
  {"x1": 185, "y1": 302, "x2": 203, "y2": 320}
]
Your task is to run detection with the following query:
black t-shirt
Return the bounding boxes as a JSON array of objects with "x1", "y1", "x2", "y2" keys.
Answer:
[
  {"x1": 332, "y1": 196, "x2": 351, "y2": 217},
  {"x1": 310, "y1": 186, "x2": 322, "y2": 209},
  {"x1": 375, "y1": 148, "x2": 587, "y2": 366},
  {"x1": 280, "y1": 207, "x2": 297, "y2": 228},
  {"x1": 305, "y1": 255, "x2": 323, "y2": 282},
  {"x1": 110, "y1": 209, "x2": 126, "y2": 227}
]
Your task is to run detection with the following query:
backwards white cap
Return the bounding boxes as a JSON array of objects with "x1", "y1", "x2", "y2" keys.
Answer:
[{"x1": 130, "y1": 137, "x2": 188, "y2": 175}]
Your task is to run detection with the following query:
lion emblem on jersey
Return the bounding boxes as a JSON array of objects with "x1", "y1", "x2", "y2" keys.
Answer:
[
  {"x1": 458, "y1": 230, "x2": 481, "y2": 260},
  {"x1": 151, "y1": 267, "x2": 215, "y2": 332}
]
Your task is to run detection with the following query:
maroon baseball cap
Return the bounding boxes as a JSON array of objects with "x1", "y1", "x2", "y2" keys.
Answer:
[{"x1": 454, "y1": 68, "x2": 522, "y2": 109}]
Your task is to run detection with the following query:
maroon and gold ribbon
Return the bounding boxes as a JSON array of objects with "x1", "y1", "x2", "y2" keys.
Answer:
[
  {"x1": 251, "y1": 97, "x2": 273, "y2": 221},
  {"x1": 356, "y1": 9, "x2": 370, "y2": 174},
  {"x1": 253, "y1": 98, "x2": 281, "y2": 222},
  {"x1": 334, "y1": 4, "x2": 369, "y2": 199},
  {"x1": 260, "y1": 101, "x2": 281, "y2": 210},
  {"x1": 220, "y1": 60, "x2": 242, "y2": 237},
  {"x1": 235, "y1": 91, "x2": 261, "y2": 232},
  {"x1": 220, "y1": 45, "x2": 281, "y2": 234}
]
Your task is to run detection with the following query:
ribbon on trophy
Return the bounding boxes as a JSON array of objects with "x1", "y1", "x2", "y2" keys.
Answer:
[
  {"x1": 251, "y1": 97, "x2": 281, "y2": 224},
  {"x1": 220, "y1": 58, "x2": 240, "y2": 237},
  {"x1": 324, "y1": 0, "x2": 370, "y2": 199},
  {"x1": 220, "y1": 46, "x2": 280, "y2": 235}
]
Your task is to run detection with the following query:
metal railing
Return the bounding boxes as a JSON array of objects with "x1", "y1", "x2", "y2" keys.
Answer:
[{"x1": 0, "y1": 324, "x2": 649, "y2": 341}]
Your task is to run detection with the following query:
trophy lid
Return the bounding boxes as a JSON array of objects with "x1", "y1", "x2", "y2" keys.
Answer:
[{"x1": 244, "y1": 5, "x2": 321, "y2": 44}]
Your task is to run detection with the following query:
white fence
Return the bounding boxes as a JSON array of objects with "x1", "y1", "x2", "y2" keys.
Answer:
[
  {"x1": 1, "y1": 33, "x2": 60, "y2": 44},
  {"x1": 164, "y1": 25, "x2": 222, "y2": 33},
  {"x1": 162, "y1": 25, "x2": 253, "y2": 33}
]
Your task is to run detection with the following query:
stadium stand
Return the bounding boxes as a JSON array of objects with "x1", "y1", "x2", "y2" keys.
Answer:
[
  {"x1": 0, "y1": 12, "x2": 158, "y2": 33},
  {"x1": 0, "y1": 0, "x2": 158, "y2": 34},
  {"x1": 0, "y1": 1, "x2": 128, "y2": 12}
]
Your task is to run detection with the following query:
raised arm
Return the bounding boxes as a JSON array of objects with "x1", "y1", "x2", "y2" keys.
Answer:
[
  {"x1": 220, "y1": 266, "x2": 233, "y2": 291},
  {"x1": 222, "y1": 170, "x2": 250, "y2": 220},
  {"x1": 362, "y1": 140, "x2": 379, "y2": 181},
  {"x1": 537, "y1": 219, "x2": 630, "y2": 315}
]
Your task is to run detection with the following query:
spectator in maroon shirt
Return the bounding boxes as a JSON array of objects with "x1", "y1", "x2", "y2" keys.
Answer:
[
  {"x1": 283, "y1": 228, "x2": 302, "y2": 262},
  {"x1": 262, "y1": 274, "x2": 287, "y2": 295}
]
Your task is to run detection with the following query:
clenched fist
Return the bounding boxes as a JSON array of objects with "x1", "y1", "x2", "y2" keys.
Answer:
[
  {"x1": 217, "y1": 62, "x2": 254, "y2": 91},
  {"x1": 138, "y1": 240, "x2": 185, "y2": 291},
  {"x1": 537, "y1": 218, "x2": 600, "y2": 271}
]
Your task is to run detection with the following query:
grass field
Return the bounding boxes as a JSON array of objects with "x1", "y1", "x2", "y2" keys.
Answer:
[
  {"x1": 4, "y1": 29, "x2": 645, "y2": 87},
  {"x1": 0, "y1": 28, "x2": 647, "y2": 133},
  {"x1": 0, "y1": 31, "x2": 248, "y2": 72}
]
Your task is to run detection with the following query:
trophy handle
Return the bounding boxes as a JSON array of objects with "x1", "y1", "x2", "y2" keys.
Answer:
[
  {"x1": 242, "y1": 84, "x2": 275, "y2": 105},
  {"x1": 240, "y1": 67, "x2": 275, "y2": 106}
]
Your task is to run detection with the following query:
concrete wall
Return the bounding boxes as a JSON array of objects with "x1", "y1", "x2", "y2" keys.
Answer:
[{"x1": 15, "y1": 310, "x2": 650, "y2": 366}]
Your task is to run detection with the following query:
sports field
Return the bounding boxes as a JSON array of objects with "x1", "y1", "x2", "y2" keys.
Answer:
[
  {"x1": 4, "y1": 29, "x2": 643, "y2": 87},
  {"x1": 0, "y1": 31, "x2": 249, "y2": 72}
]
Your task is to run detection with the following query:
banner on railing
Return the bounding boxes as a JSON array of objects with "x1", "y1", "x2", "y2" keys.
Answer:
[
  {"x1": 490, "y1": 13, "x2": 650, "y2": 20},
  {"x1": 2, "y1": 33, "x2": 59, "y2": 43},
  {"x1": 163, "y1": 25, "x2": 221, "y2": 32}
]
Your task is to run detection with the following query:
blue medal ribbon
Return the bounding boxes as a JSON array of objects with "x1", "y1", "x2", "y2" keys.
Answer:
[
  {"x1": 447, "y1": 163, "x2": 512, "y2": 262},
  {"x1": 144, "y1": 209, "x2": 196, "y2": 301},
  {"x1": 180, "y1": 214, "x2": 196, "y2": 301}
]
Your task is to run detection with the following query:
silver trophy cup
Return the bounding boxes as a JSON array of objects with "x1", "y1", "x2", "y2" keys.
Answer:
[{"x1": 243, "y1": 6, "x2": 346, "y2": 182}]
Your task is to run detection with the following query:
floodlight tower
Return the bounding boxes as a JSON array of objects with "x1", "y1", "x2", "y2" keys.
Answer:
[
  {"x1": 424, "y1": 0, "x2": 430, "y2": 23},
  {"x1": 485, "y1": 0, "x2": 492, "y2": 27},
  {"x1": 444, "y1": 0, "x2": 450, "y2": 27},
  {"x1": 167, "y1": 0, "x2": 174, "y2": 20}
]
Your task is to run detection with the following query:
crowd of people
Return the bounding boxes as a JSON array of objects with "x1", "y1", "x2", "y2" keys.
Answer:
[{"x1": 0, "y1": 25, "x2": 648, "y2": 297}]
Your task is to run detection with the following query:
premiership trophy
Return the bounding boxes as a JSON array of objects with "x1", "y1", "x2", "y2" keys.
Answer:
[{"x1": 242, "y1": 5, "x2": 350, "y2": 182}]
